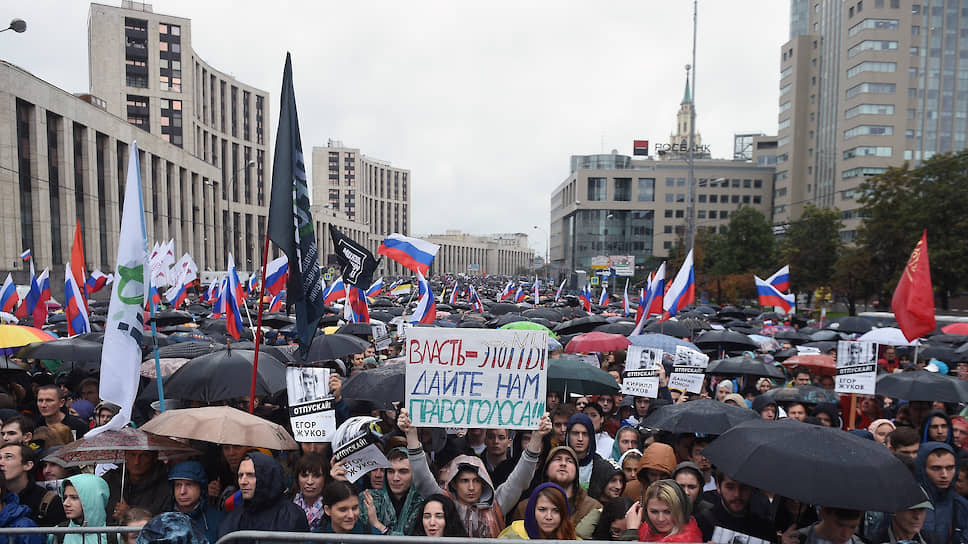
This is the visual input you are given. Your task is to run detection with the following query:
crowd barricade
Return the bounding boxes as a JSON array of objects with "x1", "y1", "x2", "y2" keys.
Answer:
[
  {"x1": 0, "y1": 526, "x2": 142, "y2": 543},
  {"x1": 213, "y1": 533, "x2": 703, "y2": 544}
]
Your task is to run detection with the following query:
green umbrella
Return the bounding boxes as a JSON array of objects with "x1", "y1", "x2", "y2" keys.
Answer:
[
  {"x1": 500, "y1": 321, "x2": 558, "y2": 339},
  {"x1": 548, "y1": 356, "x2": 620, "y2": 397}
]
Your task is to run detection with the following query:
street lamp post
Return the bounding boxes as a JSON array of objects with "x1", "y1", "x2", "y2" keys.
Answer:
[
  {"x1": 0, "y1": 19, "x2": 26, "y2": 34},
  {"x1": 226, "y1": 160, "x2": 255, "y2": 266},
  {"x1": 532, "y1": 225, "x2": 549, "y2": 281}
]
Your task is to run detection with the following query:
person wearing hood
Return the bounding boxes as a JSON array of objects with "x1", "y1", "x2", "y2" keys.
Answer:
[
  {"x1": 136, "y1": 512, "x2": 208, "y2": 544},
  {"x1": 812, "y1": 403, "x2": 841, "y2": 428},
  {"x1": 565, "y1": 413, "x2": 616, "y2": 500},
  {"x1": 216, "y1": 452, "x2": 310, "y2": 542},
  {"x1": 623, "y1": 443, "x2": 676, "y2": 502},
  {"x1": 168, "y1": 460, "x2": 223, "y2": 543},
  {"x1": 914, "y1": 441, "x2": 968, "y2": 543},
  {"x1": 54, "y1": 473, "x2": 110, "y2": 544},
  {"x1": 499, "y1": 483, "x2": 576, "y2": 540},
  {"x1": 921, "y1": 410, "x2": 954, "y2": 445},
  {"x1": 0, "y1": 471, "x2": 42, "y2": 544},
  {"x1": 512, "y1": 446, "x2": 602, "y2": 528},
  {"x1": 400, "y1": 408, "x2": 551, "y2": 538},
  {"x1": 672, "y1": 461, "x2": 714, "y2": 541},
  {"x1": 752, "y1": 395, "x2": 778, "y2": 421}
]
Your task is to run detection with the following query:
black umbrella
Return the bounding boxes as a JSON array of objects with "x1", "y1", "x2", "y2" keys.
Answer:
[
  {"x1": 641, "y1": 398, "x2": 759, "y2": 435},
  {"x1": 693, "y1": 330, "x2": 758, "y2": 352},
  {"x1": 826, "y1": 316, "x2": 874, "y2": 334},
  {"x1": 522, "y1": 308, "x2": 563, "y2": 322},
  {"x1": 458, "y1": 320, "x2": 485, "y2": 328},
  {"x1": 301, "y1": 333, "x2": 370, "y2": 363},
  {"x1": 318, "y1": 315, "x2": 343, "y2": 327},
  {"x1": 17, "y1": 338, "x2": 103, "y2": 362},
  {"x1": 370, "y1": 310, "x2": 396, "y2": 323},
  {"x1": 876, "y1": 370, "x2": 968, "y2": 402},
  {"x1": 369, "y1": 297, "x2": 396, "y2": 308},
  {"x1": 260, "y1": 313, "x2": 295, "y2": 329},
  {"x1": 809, "y1": 330, "x2": 842, "y2": 341},
  {"x1": 527, "y1": 317, "x2": 556, "y2": 330},
  {"x1": 487, "y1": 314, "x2": 527, "y2": 328},
  {"x1": 929, "y1": 334, "x2": 968, "y2": 345},
  {"x1": 197, "y1": 319, "x2": 254, "y2": 342},
  {"x1": 771, "y1": 348, "x2": 799, "y2": 362},
  {"x1": 717, "y1": 309, "x2": 748, "y2": 320},
  {"x1": 160, "y1": 349, "x2": 287, "y2": 402},
  {"x1": 595, "y1": 322, "x2": 636, "y2": 336},
  {"x1": 761, "y1": 385, "x2": 839, "y2": 405},
  {"x1": 706, "y1": 356, "x2": 786, "y2": 379},
  {"x1": 435, "y1": 303, "x2": 453, "y2": 312},
  {"x1": 336, "y1": 322, "x2": 377, "y2": 340},
  {"x1": 153, "y1": 310, "x2": 195, "y2": 327},
  {"x1": 150, "y1": 341, "x2": 222, "y2": 361},
  {"x1": 341, "y1": 362, "x2": 404, "y2": 409},
  {"x1": 554, "y1": 315, "x2": 608, "y2": 335},
  {"x1": 702, "y1": 418, "x2": 925, "y2": 512},
  {"x1": 919, "y1": 345, "x2": 968, "y2": 363},
  {"x1": 774, "y1": 330, "x2": 811, "y2": 345},
  {"x1": 645, "y1": 321, "x2": 691, "y2": 339},
  {"x1": 801, "y1": 341, "x2": 837, "y2": 353},
  {"x1": 486, "y1": 302, "x2": 523, "y2": 316},
  {"x1": 757, "y1": 312, "x2": 785, "y2": 322}
]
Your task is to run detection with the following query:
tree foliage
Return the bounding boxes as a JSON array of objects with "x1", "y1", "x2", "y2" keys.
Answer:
[{"x1": 780, "y1": 204, "x2": 842, "y2": 296}]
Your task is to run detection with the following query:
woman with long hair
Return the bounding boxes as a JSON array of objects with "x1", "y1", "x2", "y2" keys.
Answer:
[
  {"x1": 590, "y1": 496, "x2": 634, "y2": 541},
  {"x1": 317, "y1": 481, "x2": 379, "y2": 535},
  {"x1": 623, "y1": 480, "x2": 702, "y2": 542},
  {"x1": 409, "y1": 494, "x2": 466, "y2": 537},
  {"x1": 291, "y1": 452, "x2": 329, "y2": 531},
  {"x1": 499, "y1": 483, "x2": 576, "y2": 540}
]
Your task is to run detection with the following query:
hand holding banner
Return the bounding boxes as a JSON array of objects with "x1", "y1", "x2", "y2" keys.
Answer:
[
  {"x1": 622, "y1": 346, "x2": 661, "y2": 398},
  {"x1": 669, "y1": 345, "x2": 709, "y2": 394}
]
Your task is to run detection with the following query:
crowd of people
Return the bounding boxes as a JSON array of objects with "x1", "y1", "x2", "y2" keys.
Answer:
[{"x1": 0, "y1": 275, "x2": 961, "y2": 544}]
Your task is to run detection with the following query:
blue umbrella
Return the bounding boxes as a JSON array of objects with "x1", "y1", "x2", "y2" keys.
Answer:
[{"x1": 627, "y1": 333, "x2": 700, "y2": 354}]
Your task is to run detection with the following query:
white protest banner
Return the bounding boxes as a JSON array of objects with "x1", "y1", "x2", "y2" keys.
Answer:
[
  {"x1": 406, "y1": 328, "x2": 548, "y2": 430},
  {"x1": 286, "y1": 367, "x2": 336, "y2": 442},
  {"x1": 332, "y1": 416, "x2": 390, "y2": 483},
  {"x1": 622, "y1": 346, "x2": 661, "y2": 398},
  {"x1": 835, "y1": 340, "x2": 877, "y2": 395},
  {"x1": 668, "y1": 345, "x2": 709, "y2": 394}
]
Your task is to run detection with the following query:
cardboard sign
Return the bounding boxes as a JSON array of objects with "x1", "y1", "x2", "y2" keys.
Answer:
[
  {"x1": 622, "y1": 345, "x2": 661, "y2": 398},
  {"x1": 286, "y1": 367, "x2": 336, "y2": 442},
  {"x1": 575, "y1": 353, "x2": 601, "y2": 367},
  {"x1": 332, "y1": 416, "x2": 390, "y2": 483},
  {"x1": 405, "y1": 328, "x2": 548, "y2": 430},
  {"x1": 668, "y1": 345, "x2": 709, "y2": 394},
  {"x1": 835, "y1": 340, "x2": 877, "y2": 395}
]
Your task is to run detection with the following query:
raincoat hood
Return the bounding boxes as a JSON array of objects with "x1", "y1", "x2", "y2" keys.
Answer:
[
  {"x1": 916, "y1": 441, "x2": 958, "y2": 502},
  {"x1": 566, "y1": 413, "x2": 597, "y2": 464},
  {"x1": 921, "y1": 409, "x2": 953, "y2": 445},
  {"x1": 62, "y1": 473, "x2": 110, "y2": 527},
  {"x1": 523, "y1": 483, "x2": 571, "y2": 539},
  {"x1": 440, "y1": 454, "x2": 495, "y2": 507},
  {"x1": 636, "y1": 443, "x2": 676, "y2": 481},
  {"x1": 136, "y1": 512, "x2": 208, "y2": 544},
  {"x1": 751, "y1": 395, "x2": 777, "y2": 417},
  {"x1": 915, "y1": 441, "x2": 963, "y2": 544},
  {"x1": 169, "y1": 460, "x2": 210, "y2": 510},
  {"x1": 242, "y1": 452, "x2": 286, "y2": 512}
]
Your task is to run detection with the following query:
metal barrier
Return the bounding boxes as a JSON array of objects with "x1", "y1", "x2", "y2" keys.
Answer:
[
  {"x1": 213, "y1": 532, "x2": 703, "y2": 544},
  {"x1": 0, "y1": 525, "x2": 142, "y2": 544}
]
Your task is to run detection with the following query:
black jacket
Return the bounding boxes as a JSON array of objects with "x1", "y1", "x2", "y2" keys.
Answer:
[
  {"x1": 695, "y1": 495, "x2": 776, "y2": 542},
  {"x1": 17, "y1": 482, "x2": 65, "y2": 527},
  {"x1": 216, "y1": 452, "x2": 309, "y2": 543}
]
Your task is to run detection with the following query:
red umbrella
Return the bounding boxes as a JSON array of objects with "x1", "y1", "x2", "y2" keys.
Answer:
[
  {"x1": 564, "y1": 331, "x2": 631, "y2": 354},
  {"x1": 781, "y1": 354, "x2": 837, "y2": 376},
  {"x1": 941, "y1": 323, "x2": 968, "y2": 335}
]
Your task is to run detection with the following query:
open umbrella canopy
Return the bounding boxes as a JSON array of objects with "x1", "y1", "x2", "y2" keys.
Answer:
[
  {"x1": 876, "y1": 370, "x2": 968, "y2": 402},
  {"x1": 706, "y1": 356, "x2": 785, "y2": 379},
  {"x1": 760, "y1": 385, "x2": 839, "y2": 405},
  {"x1": 594, "y1": 322, "x2": 636, "y2": 336},
  {"x1": 919, "y1": 344, "x2": 968, "y2": 363},
  {"x1": 781, "y1": 354, "x2": 837, "y2": 376},
  {"x1": 644, "y1": 321, "x2": 691, "y2": 339},
  {"x1": 942, "y1": 323, "x2": 968, "y2": 335},
  {"x1": 857, "y1": 327, "x2": 922, "y2": 346},
  {"x1": 0, "y1": 325, "x2": 56, "y2": 351},
  {"x1": 139, "y1": 357, "x2": 191, "y2": 379},
  {"x1": 702, "y1": 418, "x2": 925, "y2": 512},
  {"x1": 641, "y1": 398, "x2": 759, "y2": 435},
  {"x1": 341, "y1": 361, "x2": 405, "y2": 410},
  {"x1": 693, "y1": 330, "x2": 759, "y2": 352},
  {"x1": 553, "y1": 315, "x2": 608, "y2": 335},
  {"x1": 260, "y1": 312, "x2": 296, "y2": 329},
  {"x1": 929, "y1": 333, "x2": 968, "y2": 345},
  {"x1": 628, "y1": 334, "x2": 700, "y2": 355},
  {"x1": 548, "y1": 357, "x2": 620, "y2": 396},
  {"x1": 825, "y1": 316, "x2": 874, "y2": 334},
  {"x1": 153, "y1": 310, "x2": 195, "y2": 327},
  {"x1": 499, "y1": 321, "x2": 557, "y2": 338},
  {"x1": 160, "y1": 349, "x2": 287, "y2": 402},
  {"x1": 140, "y1": 406, "x2": 298, "y2": 450},
  {"x1": 809, "y1": 330, "x2": 842, "y2": 342},
  {"x1": 17, "y1": 337, "x2": 102, "y2": 362},
  {"x1": 522, "y1": 308, "x2": 563, "y2": 322},
  {"x1": 301, "y1": 333, "x2": 370, "y2": 363},
  {"x1": 47, "y1": 427, "x2": 199, "y2": 467},
  {"x1": 772, "y1": 330, "x2": 811, "y2": 345},
  {"x1": 564, "y1": 331, "x2": 631, "y2": 354},
  {"x1": 486, "y1": 302, "x2": 523, "y2": 316},
  {"x1": 336, "y1": 322, "x2": 379, "y2": 340}
]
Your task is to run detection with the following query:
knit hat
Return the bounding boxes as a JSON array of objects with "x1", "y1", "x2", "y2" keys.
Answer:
[
  {"x1": 867, "y1": 418, "x2": 896, "y2": 435},
  {"x1": 717, "y1": 380, "x2": 735, "y2": 394}
]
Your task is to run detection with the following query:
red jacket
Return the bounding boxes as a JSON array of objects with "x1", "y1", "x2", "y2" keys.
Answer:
[{"x1": 638, "y1": 517, "x2": 704, "y2": 542}]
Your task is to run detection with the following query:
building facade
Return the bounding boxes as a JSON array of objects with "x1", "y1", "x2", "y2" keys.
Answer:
[
  {"x1": 88, "y1": 1, "x2": 270, "y2": 269},
  {"x1": 423, "y1": 231, "x2": 533, "y2": 277},
  {"x1": 776, "y1": 0, "x2": 968, "y2": 240}
]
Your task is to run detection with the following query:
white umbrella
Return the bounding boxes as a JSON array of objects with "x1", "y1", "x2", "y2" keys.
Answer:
[{"x1": 857, "y1": 327, "x2": 921, "y2": 346}]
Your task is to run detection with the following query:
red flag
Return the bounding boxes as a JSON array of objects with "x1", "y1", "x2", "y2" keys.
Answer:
[
  {"x1": 71, "y1": 221, "x2": 87, "y2": 308},
  {"x1": 891, "y1": 230, "x2": 936, "y2": 341}
]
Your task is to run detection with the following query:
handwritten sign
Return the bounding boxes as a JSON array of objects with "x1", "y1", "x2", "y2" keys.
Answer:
[
  {"x1": 406, "y1": 328, "x2": 548, "y2": 430},
  {"x1": 668, "y1": 345, "x2": 709, "y2": 394},
  {"x1": 332, "y1": 416, "x2": 390, "y2": 483},
  {"x1": 286, "y1": 367, "x2": 336, "y2": 442},
  {"x1": 622, "y1": 346, "x2": 661, "y2": 398},
  {"x1": 836, "y1": 340, "x2": 877, "y2": 395}
]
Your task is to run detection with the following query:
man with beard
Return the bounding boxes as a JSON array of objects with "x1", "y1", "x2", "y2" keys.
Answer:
[
  {"x1": 510, "y1": 446, "x2": 601, "y2": 526},
  {"x1": 696, "y1": 470, "x2": 775, "y2": 543}
]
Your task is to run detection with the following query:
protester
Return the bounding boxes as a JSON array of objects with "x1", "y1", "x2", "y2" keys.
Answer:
[
  {"x1": 34, "y1": 385, "x2": 87, "y2": 440},
  {"x1": 868, "y1": 418, "x2": 896, "y2": 445},
  {"x1": 512, "y1": 446, "x2": 602, "y2": 527},
  {"x1": 318, "y1": 480, "x2": 379, "y2": 536},
  {"x1": 289, "y1": 453, "x2": 327, "y2": 532},
  {"x1": 409, "y1": 493, "x2": 465, "y2": 537},
  {"x1": 1, "y1": 416, "x2": 34, "y2": 445},
  {"x1": 888, "y1": 427, "x2": 921, "y2": 459},
  {"x1": 564, "y1": 413, "x2": 615, "y2": 499},
  {"x1": 587, "y1": 497, "x2": 633, "y2": 540},
  {"x1": 952, "y1": 416, "x2": 968, "y2": 449},
  {"x1": 0, "y1": 444, "x2": 65, "y2": 526},
  {"x1": 752, "y1": 396, "x2": 777, "y2": 421},
  {"x1": 359, "y1": 447, "x2": 424, "y2": 535},
  {"x1": 59, "y1": 473, "x2": 111, "y2": 544},
  {"x1": 619, "y1": 449, "x2": 642, "y2": 483},
  {"x1": 623, "y1": 480, "x2": 702, "y2": 542},
  {"x1": 914, "y1": 441, "x2": 968, "y2": 543},
  {"x1": 120, "y1": 508, "x2": 152, "y2": 544},
  {"x1": 0, "y1": 471, "x2": 42, "y2": 544},
  {"x1": 625, "y1": 442, "x2": 677, "y2": 502},
  {"x1": 482, "y1": 429, "x2": 513, "y2": 478},
  {"x1": 785, "y1": 402, "x2": 808, "y2": 422},
  {"x1": 921, "y1": 410, "x2": 954, "y2": 445},
  {"x1": 168, "y1": 460, "x2": 223, "y2": 542},
  {"x1": 499, "y1": 483, "x2": 576, "y2": 540},
  {"x1": 135, "y1": 512, "x2": 207, "y2": 544},
  {"x1": 583, "y1": 403, "x2": 614, "y2": 456},
  {"x1": 104, "y1": 450, "x2": 172, "y2": 522},
  {"x1": 695, "y1": 470, "x2": 775, "y2": 542},
  {"x1": 550, "y1": 405, "x2": 575, "y2": 447},
  {"x1": 611, "y1": 426, "x2": 640, "y2": 461},
  {"x1": 598, "y1": 461, "x2": 626, "y2": 503},
  {"x1": 793, "y1": 507, "x2": 865, "y2": 544},
  {"x1": 216, "y1": 452, "x2": 310, "y2": 540},
  {"x1": 672, "y1": 461, "x2": 713, "y2": 539},
  {"x1": 869, "y1": 490, "x2": 934, "y2": 544}
]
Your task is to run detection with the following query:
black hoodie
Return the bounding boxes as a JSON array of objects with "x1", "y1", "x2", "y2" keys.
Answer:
[{"x1": 216, "y1": 452, "x2": 309, "y2": 543}]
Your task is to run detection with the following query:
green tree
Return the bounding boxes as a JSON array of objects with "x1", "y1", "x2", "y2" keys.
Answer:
[
  {"x1": 780, "y1": 204, "x2": 843, "y2": 301},
  {"x1": 719, "y1": 207, "x2": 777, "y2": 276},
  {"x1": 831, "y1": 245, "x2": 875, "y2": 316}
]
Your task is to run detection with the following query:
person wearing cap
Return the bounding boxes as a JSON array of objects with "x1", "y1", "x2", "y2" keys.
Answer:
[
  {"x1": 914, "y1": 441, "x2": 968, "y2": 543},
  {"x1": 167, "y1": 460, "x2": 223, "y2": 542},
  {"x1": 511, "y1": 446, "x2": 602, "y2": 527},
  {"x1": 722, "y1": 394, "x2": 746, "y2": 408},
  {"x1": 869, "y1": 489, "x2": 935, "y2": 544}
]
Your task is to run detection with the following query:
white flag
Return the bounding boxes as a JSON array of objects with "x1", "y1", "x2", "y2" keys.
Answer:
[{"x1": 89, "y1": 141, "x2": 148, "y2": 436}]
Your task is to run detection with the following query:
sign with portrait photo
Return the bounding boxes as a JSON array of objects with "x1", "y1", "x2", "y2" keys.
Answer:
[
  {"x1": 286, "y1": 367, "x2": 336, "y2": 442},
  {"x1": 622, "y1": 345, "x2": 661, "y2": 398}
]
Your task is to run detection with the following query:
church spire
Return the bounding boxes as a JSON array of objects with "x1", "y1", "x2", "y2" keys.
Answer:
[{"x1": 681, "y1": 73, "x2": 692, "y2": 105}]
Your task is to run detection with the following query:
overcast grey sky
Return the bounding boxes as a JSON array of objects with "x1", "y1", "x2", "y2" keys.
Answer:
[{"x1": 3, "y1": 1, "x2": 788, "y2": 257}]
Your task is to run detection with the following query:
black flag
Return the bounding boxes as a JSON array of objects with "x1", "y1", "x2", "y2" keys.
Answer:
[{"x1": 329, "y1": 225, "x2": 378, "y2": 288}]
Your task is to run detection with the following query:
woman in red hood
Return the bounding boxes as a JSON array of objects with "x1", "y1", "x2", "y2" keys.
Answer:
[{"x1": 622, "y1": 480, "x2": 702, "y2": 542}]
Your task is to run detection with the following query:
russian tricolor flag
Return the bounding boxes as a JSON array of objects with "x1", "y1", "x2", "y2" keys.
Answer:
[
  {"x1": 210, "y1": 278, "x2": 228, "y2": 318},
  {"x1": 469, "y1": 284, "x2": 484, "y2": 313},
  {"x1": 378, "y1": 234, "x2": 440, "y2": 276},
  {"x1": 555, "y1": 279, "x2": 566, "y2": 303},
  {"x1": 766, "y1": 265, "x2": 790, "y2": 293},
  {"x1": 64, "y1": 265, "x2": 90, "y2": 336},
  {"x1": 646, "y1": 262, "x2": 666, "y2": 316},
  {"x1": 599, "y1": 287, "x2": 608, "y2": 307},
  {"x1": 245, "y1": 274, "x2": 259, "y2": 295},
  {"x1": 201, "y1": 279, "x2": 218, "y2": 303},
  {"x1": 264, "y1": 256, "x2": 288, "y2": 296},
  {"x1": 623, "y1": 279, "x2": 630, "y2": 317},
  {"x1": 323, "y1": 277, "x2": 346, "y2": 305},
  {"x1": 579, "y1": 283, "x2": 592, "y2": 312},
  {"x1": 448, "y1": 286, "x2": 458, "y2": 305},
  {"x1": 85, "y1": 269, "x2": 112, "y2": 294},
  {"x1": 32, "y1": 268, "x2": 51, "y2": 326},
  {"x1": 755, "y1": 275, "x2": 795, "y2": 312},
  {"x1": 409, "y1": 270, "x2": 436, "y2": 325},
  {"x1": 514, "y1": 285, "x2": 527, "y2": 303},
  {"x1": 268, "y1": 290, "x2": 286, "y2": 312},
  {"x1": 499, "y1": 281, "x2": 514, "y2": 301},
  {"x1": 20, "y1": 249, "x2": 30, "y2": 261},
  {"x1": 165, "y1": 281, "x2": 188, "y2": 310},
  {"x1": 0, "y1": 274, "x2": 19, "y2": 314},
  {"x1": 365, "y1": 277, "x2": 383, "y2": 299},
  {"x1": 343, "y1": 286, "x2": 370, "y2": 323},
  {"x1": 663, "y1": 250, "x2": 695, "y2": 317},
  {"x1": 223, "y1": 255, "x2": 244, "y2": 340},
  {"x1": 533, "y1": 279, "x2": 540, "y2": 306}
]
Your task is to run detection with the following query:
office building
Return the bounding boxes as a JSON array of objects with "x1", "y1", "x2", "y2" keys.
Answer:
[
  {"x1": 424, "y1": 231, "x2": 534, "y2": 277},
  {"x1": 776, "y1": 0, "x2": 968, "y2": 240},
  {"x1": 88, "y1": 1, "x2": 270, "y2": 268}
]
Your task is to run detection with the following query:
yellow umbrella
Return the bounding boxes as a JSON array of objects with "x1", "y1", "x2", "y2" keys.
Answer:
[{"x1": 0, "y1": 324, "x2": 56, "y2": 349}]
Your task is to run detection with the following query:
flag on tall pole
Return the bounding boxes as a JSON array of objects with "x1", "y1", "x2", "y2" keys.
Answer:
[
  {"x1": 409, "y1": 270, "x2": 436, "y2": 325},
  {"x1": 16, "y1": 261, "x2": 36, "y2": 320},
  {"x1": 32, "y1": 269, "x2": 50, "y2": 327},
  {"x1": 754, "y1": 276, "x2": 795, "y2": 312},
  {"x1": 329, "y1": 225, "x2": 378, "y2": 289},
  {"x1": 0, "y1": 274, "x2": 18, "y2": 313},
  {"x1": 64, "y1": 265, "x2": 91, "y2": 336},
  {"x1": 86, "y1": 270, "x2": 112, "y2": 294},
  {"x1": 267, "y1": 53, "x2": 325, "y2": 356},
  {"x1": 663, "y1": 251, "x2": 695, "y2": 317},
  {"x1": 89, "y1": 141, "x2": 148, "y2": 436},
  {"x1": 71, "y1": 221, "x2": 88, "y2": 308},
  {"x1": 554, "y1": 279, "x2": 566, "y2": 303},
  {"x1": 766, "y1": 265, "x2": 790, "y2": 293},
  {"x1": 533, "y1": 278, "x2": 540, "y2": 306},
  {"x1": 891, "y1": 230, "x2": 936, "y2": 342},
  {"x1": 623, "y1": 279, "x2": 630, "y2": 317},
  {"x1": 646, "y1": 262, "x2": 667, "y2": 317}
]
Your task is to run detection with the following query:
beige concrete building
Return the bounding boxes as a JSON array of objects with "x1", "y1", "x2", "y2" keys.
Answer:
[
  {"x1": 88, "y1": 1, "x2": 270, "y2": 268},
  {"x1": 423, "y1": 231, "x2": 533, "y2": 277},
  {"x1": 776, "y1": 0, "x2": 968, "y2": 240}
]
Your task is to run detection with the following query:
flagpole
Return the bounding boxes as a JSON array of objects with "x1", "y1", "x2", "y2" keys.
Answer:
[
  {"x1": 239, "y1": 288, "x2": 257, "y2": 338},
  {"x1": 149, "y1": 280, "x2": 165, "y2": 412},
  {"x1": 249, "y1": 233, "x2": 272, "y2": 415}
]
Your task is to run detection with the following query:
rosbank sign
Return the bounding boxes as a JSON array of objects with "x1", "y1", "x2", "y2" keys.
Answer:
[{"x1": 634, "y1": 140, "x2": 711, "y2": 156}]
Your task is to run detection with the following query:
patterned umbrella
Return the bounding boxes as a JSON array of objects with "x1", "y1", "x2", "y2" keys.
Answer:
[
  {"x1": 45, "y1": 427, "x2": 199, "y2": 467},
  {"x1": 0, "y1": 325, "x2": 56, "y2": 353}
]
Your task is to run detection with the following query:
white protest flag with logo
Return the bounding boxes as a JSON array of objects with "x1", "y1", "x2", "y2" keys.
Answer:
[
  {"x1": 622, "y1": 345, "x2": 662, "y2": 398},
  {"x1": 174, "y1": 253, "x2": 198, "y2": 285},
  {"x1": 332, "y1": 416, "x2": 390, "y2": 483},
  {"x1": 88, "y1": 141, "x2": 148, "y2": 436},
  {"x1": 835, "y1": 340, "x2": 877, "y2": 395},
  {"x1": 668, "y1": 345, "x2": 709, "y2": 394}
]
